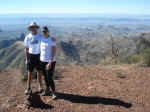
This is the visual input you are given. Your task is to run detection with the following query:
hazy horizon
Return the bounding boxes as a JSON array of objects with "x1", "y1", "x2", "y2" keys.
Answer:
[
  {"x1": 0, "y1": 13, "x2": 150, "y2": 19},
  {"x1": 1, "y1": 0, "x2": 150, "y2": 14}
]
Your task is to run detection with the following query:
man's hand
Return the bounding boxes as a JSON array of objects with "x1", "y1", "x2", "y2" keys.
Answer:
[
  {"x1": 46, "y1": 63, "x2": 51, "y2": 70},
  {"x1": 25, "y1": 59, "x2": 28, "y2": 64}
]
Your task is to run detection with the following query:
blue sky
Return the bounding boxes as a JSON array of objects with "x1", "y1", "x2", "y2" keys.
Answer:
[{"x1": 0, "y1": 0, "x2": 149, "y2": 14}]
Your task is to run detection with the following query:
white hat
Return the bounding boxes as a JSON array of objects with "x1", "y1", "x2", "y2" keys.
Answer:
[{"x1": 27, "y1": 22, "x2": 39, "y2": 30}]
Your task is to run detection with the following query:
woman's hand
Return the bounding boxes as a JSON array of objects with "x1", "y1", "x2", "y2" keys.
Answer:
[{"x1": 46, "y1": 63, "x2": 51, "y2": 70}]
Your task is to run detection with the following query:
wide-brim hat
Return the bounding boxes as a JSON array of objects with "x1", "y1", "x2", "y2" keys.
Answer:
[{"x1": 27, "y1": 22, "x2": 40, "y2": 30}]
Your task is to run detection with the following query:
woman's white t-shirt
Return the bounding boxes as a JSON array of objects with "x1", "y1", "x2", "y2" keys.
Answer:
[
  {"x1": 40, "y1": 36, "x2": 56, "y2": 62},
  {"x1": 24, "y1": 33, "x2": 41, "y2": 54}
]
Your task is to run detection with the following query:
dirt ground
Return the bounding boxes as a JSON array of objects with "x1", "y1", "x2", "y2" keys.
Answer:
[{"x1": 0, "y1": 65, "x2": 150, "y2": 112}]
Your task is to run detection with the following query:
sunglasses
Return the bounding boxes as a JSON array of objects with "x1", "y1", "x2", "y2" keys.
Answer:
[
  {"x1": 30, "y1": 26, "x2": 37, "y2": 29},
  {"x1": 42, "y1": 31, "x2": 48, "y2": 33}
]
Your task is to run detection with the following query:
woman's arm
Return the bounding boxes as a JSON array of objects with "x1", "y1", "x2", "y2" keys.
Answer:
[
  {"x1": 46, "y1": 40, "x2": 56, "y2": 70},
  {"x1": 51, "y1": 46, "x2": 56, "y2": 62},
  {"x1": 50, "y1": 37, "x2": 56, "y2": 62}
]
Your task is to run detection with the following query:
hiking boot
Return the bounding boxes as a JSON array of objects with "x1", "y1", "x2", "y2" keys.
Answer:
[
  {"x1": 38, "y1": 87, "x2": 44, "y2": 93},
  {"x1": 24, "y1": 88, "x2": 32, "y2": 95},
  {"x1": 24, "y1": 100, "x2": 32, "y2": 109},
  {"x1": 41, "y1": 88, "x2": 50, "y2": 96}
]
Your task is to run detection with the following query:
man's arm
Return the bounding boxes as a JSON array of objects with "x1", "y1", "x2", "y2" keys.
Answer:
[
  {"x1": 25, "y1": 48, "x2": 29, "y2": 64},
  {"x1": 24, "y1": 35, "x2": 29, "y2": 64}
]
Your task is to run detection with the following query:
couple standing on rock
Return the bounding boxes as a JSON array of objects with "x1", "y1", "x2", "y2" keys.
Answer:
[{"x1": 24, "y1": 22, "x2": 57, "y2": 100}]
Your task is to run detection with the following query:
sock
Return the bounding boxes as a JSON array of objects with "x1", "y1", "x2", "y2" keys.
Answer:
[
  {"x1": 39, "y1": 82, "x2": 43, "y2": 89},
  {"x1": 27, "y1": 82, "x2": 31, "y2": 90}
]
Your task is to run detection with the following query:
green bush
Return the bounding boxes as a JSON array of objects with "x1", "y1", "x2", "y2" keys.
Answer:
[
  {"x1": 100, "y1": 57, "x2": 121, "y2": 65},
  {"x1": 140, "y1": 48, "x2": 150, "y2": 66},
  {"x1": 121, "y1": 55, "x2": 142, "y2": 64},
  {"x1": 101, "y1": 55, "x2": 143, "y2": 65}
]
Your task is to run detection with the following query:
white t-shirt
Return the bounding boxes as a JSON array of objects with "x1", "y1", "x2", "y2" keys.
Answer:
[
  {"x1": 40, "y1": 36, "x2": 56, "y2": 62},
  {"x1": 24, "y1": 33, "x2": 41, "y2": 54}
]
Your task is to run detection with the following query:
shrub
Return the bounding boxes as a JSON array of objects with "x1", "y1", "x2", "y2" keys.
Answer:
[
  {"x1": 140, "y1": 48, "x2": 150, "y2": 66},
  {"x1": 100, "y1": 57, "x2": 121, "y2": 65},
  {"x1": 121, "y1": 55, "x2": 142, "y2": 64}
]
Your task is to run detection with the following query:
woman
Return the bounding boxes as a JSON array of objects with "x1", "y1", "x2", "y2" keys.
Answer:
[{"x1": 40, "y1": 26, "x2": 57, "y2": 99}]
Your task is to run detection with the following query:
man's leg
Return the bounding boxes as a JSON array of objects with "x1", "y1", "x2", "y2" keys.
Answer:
[
  {"x1": 37, "y1": 71, "x2": 43, "y2": 92},
  {"x1": 36, "y1": 54, "x2": 43, "y2": 92},
  {"x1": 25, "y1": 71, "x2": 32, "y2": 95},
  {"x1": 27, "y1": 72, "x2": 32, "y2": 89},
  {"x1": 25, "y1": 56, "x2": 33, "y2": 95}
]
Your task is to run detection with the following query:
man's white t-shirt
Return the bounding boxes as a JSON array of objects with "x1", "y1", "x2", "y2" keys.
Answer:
[
  {"x1": 40, "y1": 36, "x2": 56, "y2": 62},
  {"x1": 24, "y1": 33, "x2": 41, "y2": 54}
]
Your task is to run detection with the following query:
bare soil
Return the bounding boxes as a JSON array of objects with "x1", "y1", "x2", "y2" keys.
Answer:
[{"x1": 0, "y1": 65, "x2": 150, "y2": 112}]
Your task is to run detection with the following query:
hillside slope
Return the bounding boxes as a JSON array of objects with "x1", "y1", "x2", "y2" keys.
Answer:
[
  {"x1": 1, "y1": 32, "x2": 150, "y2": 73},
  {"x1": 0, "y1": 65, "x2": 150, "y2": 112},
  {"x1": 0, "y1": 41, "x2": 25, "y2": 71}
]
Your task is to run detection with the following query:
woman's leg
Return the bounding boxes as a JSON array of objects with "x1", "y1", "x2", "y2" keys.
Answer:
[
  {"x1": 47, "y1": 62, "x2": 56, "y2": 93},
  {"x1": 41, "y1": 62, "x2": 50, "y2": 89}
]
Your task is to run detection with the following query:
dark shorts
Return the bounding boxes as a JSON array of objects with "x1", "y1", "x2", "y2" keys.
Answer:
[{"x1": 27, "y1": 54, "x2": 41, "y2": 72}]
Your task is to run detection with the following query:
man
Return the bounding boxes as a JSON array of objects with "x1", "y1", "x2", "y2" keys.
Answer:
[
  {"x1": 40, "y1": 26, "x2": 57, "y2": 99},
  {"x1": 24, "y1": 22, "x2": 43, "y2": 95}
]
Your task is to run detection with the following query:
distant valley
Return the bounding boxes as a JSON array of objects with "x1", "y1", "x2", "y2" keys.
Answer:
[{"x1": 0, "y1": 15, "x2": 150, "y2": 74}]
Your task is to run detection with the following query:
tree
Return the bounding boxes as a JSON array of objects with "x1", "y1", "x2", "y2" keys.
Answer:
[{"x1": 110, "y1": 36, "x2": 119, "y2": 57}]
